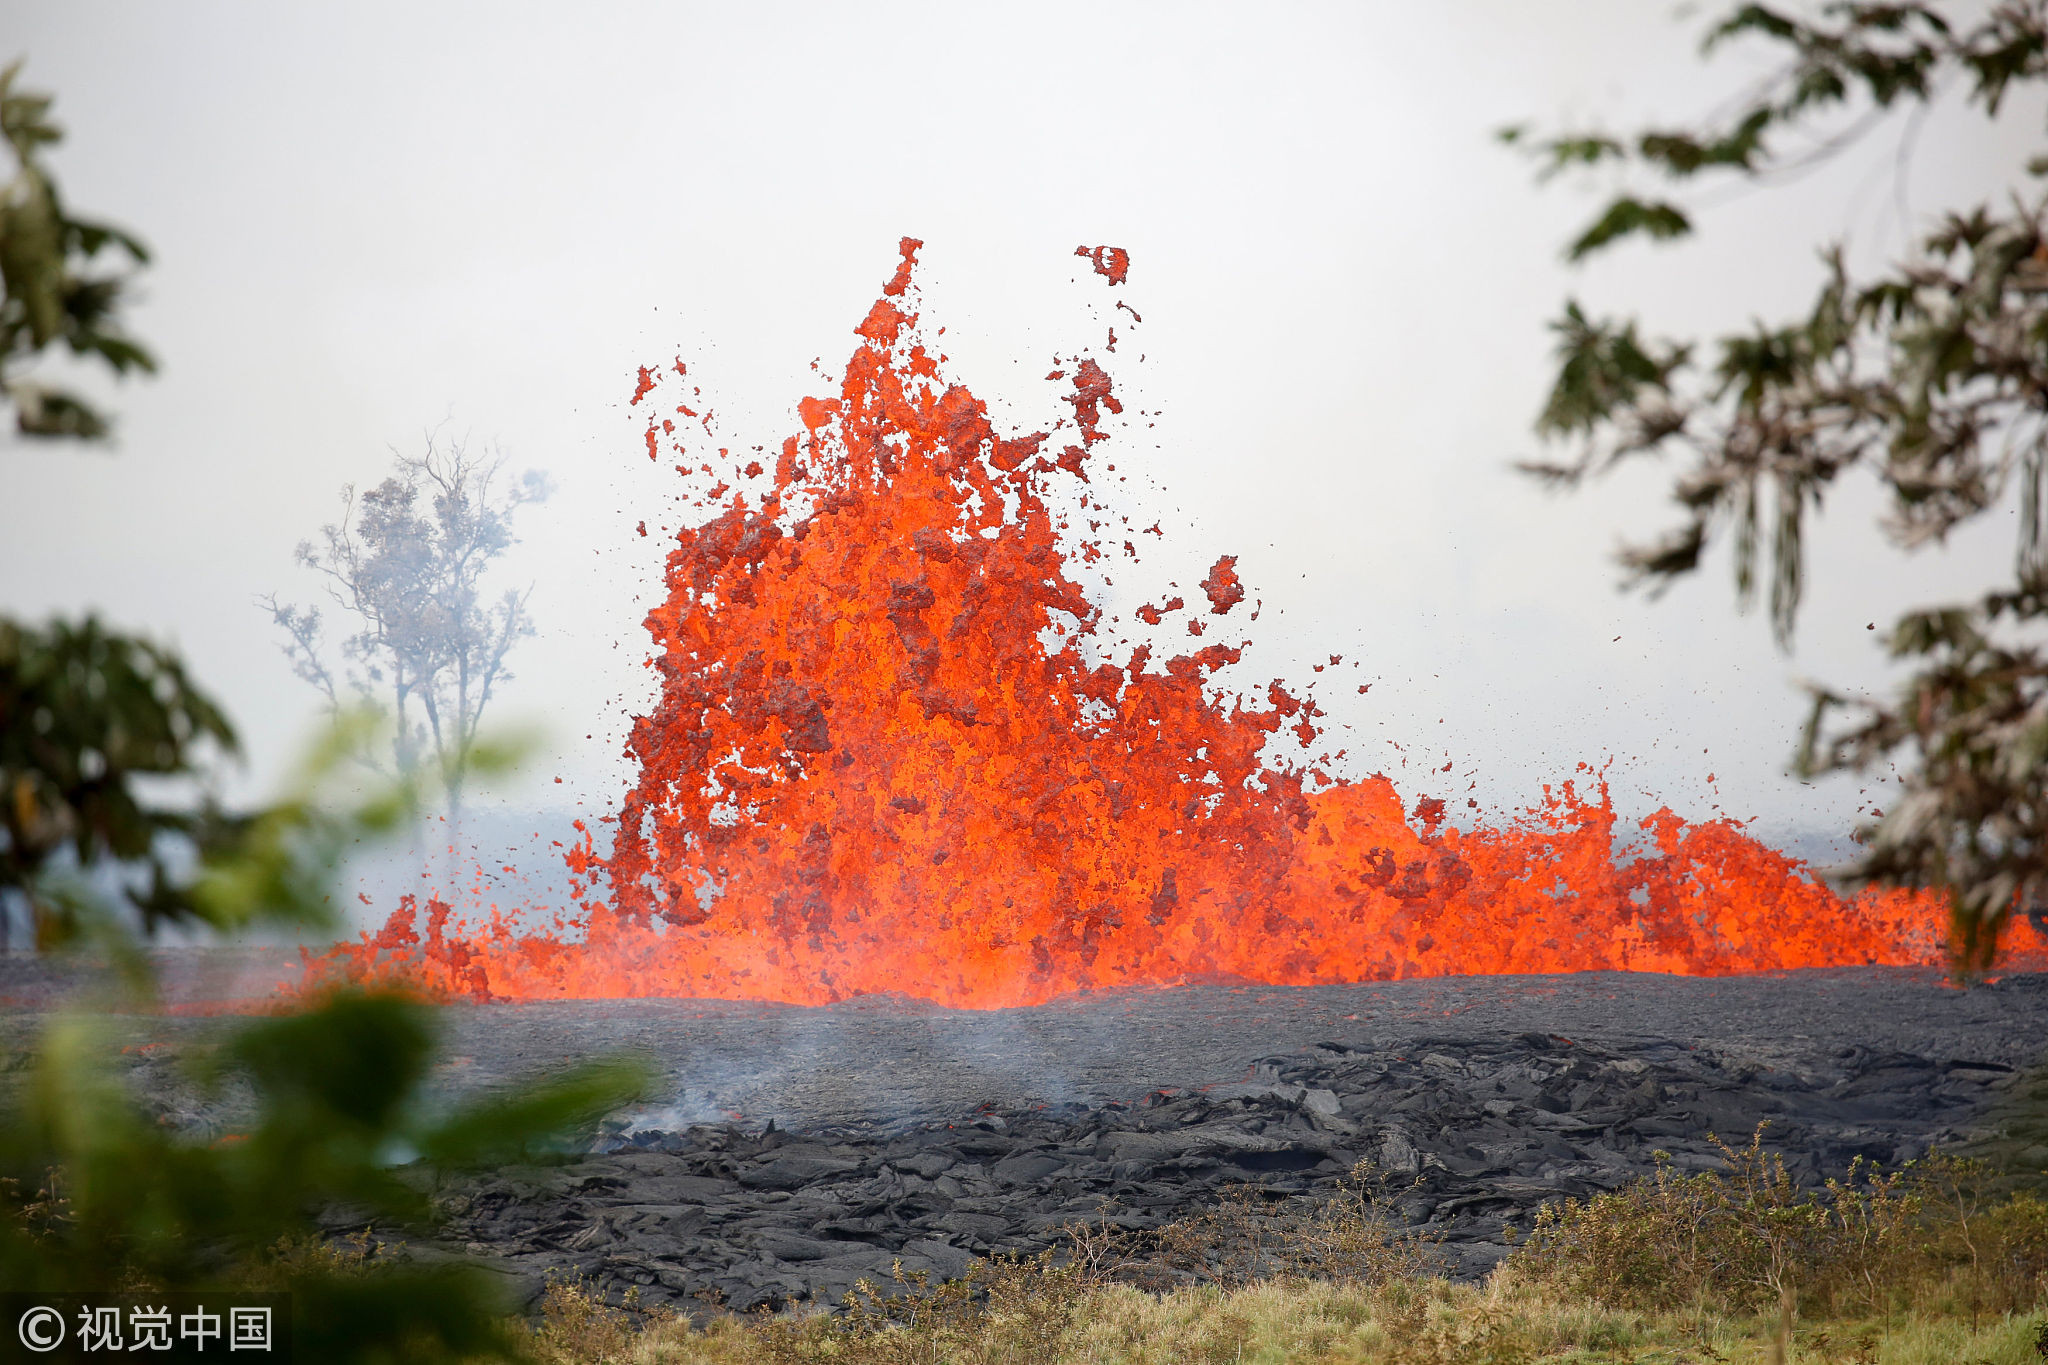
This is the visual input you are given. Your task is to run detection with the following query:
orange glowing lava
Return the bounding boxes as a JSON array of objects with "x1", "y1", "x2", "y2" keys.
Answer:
[{"x1": 311, "y1": 241, "x2": 2048, "y2": 1006}]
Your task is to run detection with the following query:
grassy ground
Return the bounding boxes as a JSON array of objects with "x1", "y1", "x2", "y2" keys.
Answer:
[
  {"x1": 522, "y1": 1131, "x2": 2048, "y2": 1363},
  {"x1": 532, "y1": 1273, "x2": 2048, "y2": 1364}
]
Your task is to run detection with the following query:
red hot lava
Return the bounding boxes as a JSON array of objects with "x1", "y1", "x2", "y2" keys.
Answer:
[{"x1": 317, "y1": 240, "x2": 2048, "y2": 1006}]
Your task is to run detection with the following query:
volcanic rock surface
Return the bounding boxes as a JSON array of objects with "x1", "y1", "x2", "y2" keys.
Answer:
[{"x1": 7, "y1": 956, "x2": 2048, "y2": 1314}]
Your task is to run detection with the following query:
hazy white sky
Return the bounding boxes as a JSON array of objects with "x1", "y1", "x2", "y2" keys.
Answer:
[{"x1": 5, "y1": 2, "x2": 2042, "y2": 862}]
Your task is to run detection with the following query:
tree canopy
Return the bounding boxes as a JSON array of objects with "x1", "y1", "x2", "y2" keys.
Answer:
[
  {"x1": 0, "y1": 58, "x2": 154, "y2": 440},
  {"x1": 0, "y1": 616, "x2": 241, "y2": 949},
  {"x1": 0, "y1": 61, "x2": 238, "y2": 950},
  {"x1": 1510, "y1": 1, "x2": 2048, "y2": 971}
]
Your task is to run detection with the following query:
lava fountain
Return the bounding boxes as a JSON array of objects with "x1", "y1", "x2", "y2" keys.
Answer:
[{"x1": 315, "y1": 240, "x2": 2048, "y2": 1007}]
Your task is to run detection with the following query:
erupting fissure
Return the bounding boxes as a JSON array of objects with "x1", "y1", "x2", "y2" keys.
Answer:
[{"x1": 315, "y1": 240, "x2": 2048, "y2": 1007}]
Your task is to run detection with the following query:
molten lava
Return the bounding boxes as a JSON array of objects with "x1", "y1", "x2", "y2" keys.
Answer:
[{"x1": 315, "y1": 240, "x2": 2048, "y2": 1006}]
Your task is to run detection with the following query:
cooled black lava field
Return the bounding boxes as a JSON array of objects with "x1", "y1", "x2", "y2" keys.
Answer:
[{"x1": 7, "y1": 957, "x2": 2048, "y2": 1313}]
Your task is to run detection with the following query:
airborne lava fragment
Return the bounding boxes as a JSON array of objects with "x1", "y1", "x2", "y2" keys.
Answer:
[{"x1": 317, "y1": 242, "x2": 2042, "y2": 1007}]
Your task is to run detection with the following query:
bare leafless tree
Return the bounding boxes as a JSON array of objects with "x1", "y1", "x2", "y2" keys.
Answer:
[{"x1": 263, "y1": 436, "x2": 550, "y2": 818}]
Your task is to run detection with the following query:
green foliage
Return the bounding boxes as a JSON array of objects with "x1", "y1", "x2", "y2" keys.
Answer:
[
  {"x1": 0, "y1": 58, "x2": 155, "y2": 440},
  {"x1": 0, "y1": 614, "x2": 242, "y2": 951},
  {"x1": 185, "y1": 710, "x2": 525, "y2": 942},
  {"x1": 0, "y1": 735, "x2": 650, "y2": 1361},
  {"x1": 0, "y1": 61, "x2": 198, "y2": 954},
  {"x1": 1, "y1": 656, "x2": 636, "y2": 1363},
  {"x1": 1525, "y1": 302, "x2": 1690, "y2": 448},
  {"x1": 1509, "y1": 2, "x2": 2048, "y2": 968},
  {"x1": 0, "y1": 625, "x2": 515, "y2": 955},
  {"x1": 1, "y1": 989, "x2": 647, "y2": 1362},
  {"x1": 1565, "y1": 198, "x2": 1692, "y2": 263},
  {"x1": 0, "y1": 62, "x2": 646, "y2": 1364},
  {"x1": 1801, "y1": 590, "x2": 2048, "y2": 972},
  {"x1": 1509, "y1": 4, "x2": 2043, "y2": 252}
]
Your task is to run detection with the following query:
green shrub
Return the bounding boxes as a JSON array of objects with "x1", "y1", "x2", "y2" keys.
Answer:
[{"x1": 0, "y1": 730, "x2": 649, "y2": 1362}]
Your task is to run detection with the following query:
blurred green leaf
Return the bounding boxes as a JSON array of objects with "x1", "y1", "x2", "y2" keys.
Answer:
[
  {"x1": 1566, "y1": 198, "x2": 1694, "y2": 261},
  {"x1": 1, "y1": 59, "x2": 156, "y2": 443},
  {"x1": 0, "y1": 614, "x2": 243, "y2": 948},
  {"x1": 418, "y1": 1059, "x2": 650, "y2": 1170}
]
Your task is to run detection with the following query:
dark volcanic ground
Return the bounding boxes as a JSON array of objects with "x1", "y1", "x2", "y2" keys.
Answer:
[{"x1": 8, "y1": 956, "x2": 2048, "y2": 1313}]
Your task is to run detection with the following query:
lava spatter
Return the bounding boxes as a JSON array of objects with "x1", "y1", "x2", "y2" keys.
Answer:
[{"x1": 313, "y1": 241, "x2": 2042, "y2": 1006}]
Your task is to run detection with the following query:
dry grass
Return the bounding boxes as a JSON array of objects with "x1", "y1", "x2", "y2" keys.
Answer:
[
  {"x1": 526, "y1": 1145, "x2": 2048, "y2": 1364},
  {"x1": 533, "y1": 1273, "x2": 649, "y2": 1364},
  {"x1": 1065, "y1": 1161, "x2": 1439, "y2": 1291},
  {"x1": 1513, "y1": 1127, "x2": 2048, "y2": 1319},
  {"x1": 532, "y1": 1274, "x2": 2048, "y2": 1364}
]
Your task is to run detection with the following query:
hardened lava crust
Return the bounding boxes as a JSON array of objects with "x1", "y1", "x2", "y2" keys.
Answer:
[{"x1": 7, "y1": 955, "x2": 2048, "y2": 1313}]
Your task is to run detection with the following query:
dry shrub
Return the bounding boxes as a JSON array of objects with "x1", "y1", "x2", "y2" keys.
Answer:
[
  {"x1": 749, "y1": 1253, "x2": 1088, "y2": 1365},
  {"x1": 534, "y1": 1272, "x2": 649, "y2": 1365},
  {"x1": 1094, "y1": 1160, "x2": 1439, "y2": 1290},
  {"x1": 1513, "y1": 1128, "x2": 1832, "y2": 1312},
  {"x1": 257, "y1": 1227, "x2": 386, "y2": 1283},
  {"x1": 0, "y1": 1170, "x2": 68, "y2": 1243},
  {"x1": 1143, "y1": 1184, "x2": 1300, "y2": 1288},
  {"x1": 1296, "y1": 1160, "x2": 1444, "y2": 1285},
  {"x1": 1386, "y1": 1299, "x2": 1538, "y2": 1365},
  {"x1": 1064, "y1": 1275, "x2": 1637, "y2": 1365},
  {"x1": 1972, "y1": 1191, "x2": 2048, "y2": 1306},
  {"x1": 1512, "y1": 1124, "x2": 2048, "y2": 1317}
]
